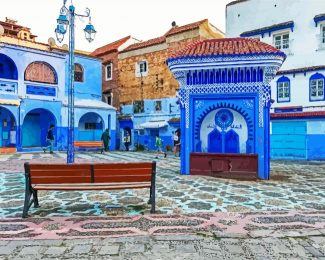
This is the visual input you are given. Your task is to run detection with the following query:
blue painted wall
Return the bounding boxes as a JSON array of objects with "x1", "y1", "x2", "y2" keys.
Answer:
[
  {"x1": 119, "y1": 97, "x2": 180, "y2": 151},
  {"x1": 271, "y1": 121, "x2": 307, "y2": 159},
  {"x1": 0, "y1": 44, "x2": 116, "y2": 152}
]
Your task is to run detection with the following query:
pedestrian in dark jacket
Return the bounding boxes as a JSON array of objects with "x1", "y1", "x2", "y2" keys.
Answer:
[
  {"x1": 43, "y1": 124, "x2": 55, "y2": 154},
  {"x1": 101, "y1": 128, "x2": 111, "y2": 152}
]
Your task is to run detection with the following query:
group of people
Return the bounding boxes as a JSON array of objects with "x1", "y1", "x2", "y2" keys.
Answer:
[
  {"x1": 154, "y1": 131, "x2": 180, "y2": 159},
  {"x1": 42, "y1": 125, "x2": 180, "y2": 158}
]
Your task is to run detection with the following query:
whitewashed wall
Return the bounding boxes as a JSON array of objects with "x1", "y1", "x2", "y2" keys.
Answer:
[{"x1": 226, "y1": 0, "x2": 325, "y2": 108}]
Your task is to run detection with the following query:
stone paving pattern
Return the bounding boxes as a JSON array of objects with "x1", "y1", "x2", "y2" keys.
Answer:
[
  {"x1": 0, "y1": 152, "x2": 325, "y2": 218},
  {"x1": 0, "y1": 152, "x2": 325, "y2": 259},
  {"x1": 0, "y1": 234, "x2": 324, "y2": 259}
]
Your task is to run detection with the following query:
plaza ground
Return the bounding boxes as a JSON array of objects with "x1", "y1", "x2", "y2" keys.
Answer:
[{"x1": 0, "y1": 151, "x2": 324, "y2": 259}]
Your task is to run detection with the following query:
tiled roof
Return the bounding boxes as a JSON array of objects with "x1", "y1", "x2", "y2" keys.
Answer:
[
  {"x1": 277, "y1": 65, "x2": 325, "y2": 75},
  {"x1": 120, "y1": 19, "x2": 212, "y2": 53},
  {"x1": 169, "y1": 38, "x2": 283, "y2": 58},
  {"x1": 91, "y1": 36, "x2": 131, "y2": 56},
  {"x1": 164, "y1": 19, "x2": 207, "y2": 37},
  {"x1": 120, "y1": 36, "x2": 166, "y2": 53},
  {"x1": 271, "y1": 111, "x2": 325, "y2": 119},
  {"x1": 226, "y1": 0, "x2": 249, "y2": 7}
]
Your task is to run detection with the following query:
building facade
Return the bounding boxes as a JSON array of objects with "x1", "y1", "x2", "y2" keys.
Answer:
[
  {"x1": 0, "y1": 18, "x2": 116, "y2": 153},
  {"x1": 168, "y1": 38, "x2": 285, "y2": 178},
  {"x1": 91, "y1": 36, "x2": 140, "y2": 108},
  {"x1": 110, "y1": 19, "x2": 224, "y2": 151},
  {"x1": 226, "y1": 0, "x2": 325, "y2": 160}
]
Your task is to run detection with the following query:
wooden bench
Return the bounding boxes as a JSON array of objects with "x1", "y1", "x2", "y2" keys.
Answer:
[
  {"x1": 23, "y1": 161, "x2": 156, "y2": 218},
  {"x1": 74, "y1": 141, "x2": 104, "y2": 153}
]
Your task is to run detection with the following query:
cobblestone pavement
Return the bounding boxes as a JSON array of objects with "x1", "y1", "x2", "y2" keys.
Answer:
[
  {"x1": 0, "y1": 152, "x2": 325, "y2": 217},
  {"x1": 0, "y1": 234, "x2": 325, "y2": 259},
  {"x1": 0, "y1": 152, "x2": 324, "y2": 259}
]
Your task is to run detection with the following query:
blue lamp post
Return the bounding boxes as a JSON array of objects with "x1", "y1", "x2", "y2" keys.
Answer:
[{"x1": 55, "y1": 0, "x2": 96, "y2": 163}]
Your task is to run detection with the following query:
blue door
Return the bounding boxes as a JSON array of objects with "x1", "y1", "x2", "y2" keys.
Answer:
[
  {"x1": 271, "y1": 121, "x2": 307, "y2": 159},
  {"x1": 22, "y1": 114, "x2": 41, "y2": 147},
  {"x1": 208, "y1": 129, "x2": 222, "y2": 152}
]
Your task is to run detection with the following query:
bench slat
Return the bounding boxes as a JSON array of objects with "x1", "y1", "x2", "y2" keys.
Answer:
[
  {"x1": 32, "y1": 182, "x2": 151, "y2": 190},
  {"x1": 94, "y1": 168, "x2": 152, "y2": 176},
  {"x1": 95, "y1": 175, "x2": 152, "y2": 183},
  {"x1": 29, "y1": 164, "x2": 91, "y2": 170},
  {"x1": 31, "y1": 176, "x2": 92, "y2": 184},
  {"x1": 29, "y1": 170, "x2": 91, "y2": 177},
  {"x1": 93, "y1": 163, "x2": 152, "y2": 170}
]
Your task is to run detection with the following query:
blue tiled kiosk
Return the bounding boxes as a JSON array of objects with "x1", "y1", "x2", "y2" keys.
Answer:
[{"x1": 167, "y1": 38, "x2": 285, "y2": 179}]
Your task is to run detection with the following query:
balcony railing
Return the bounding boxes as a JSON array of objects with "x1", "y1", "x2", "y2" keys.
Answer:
[{"x1": 0, "y1": 80, "x2": 17, "y2": 95}]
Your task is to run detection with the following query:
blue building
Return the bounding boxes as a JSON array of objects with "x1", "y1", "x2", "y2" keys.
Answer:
[
  {"x1": 0, "y1": 19, "x2": 116, "y2": 153},
  {"x1": 167, "y1": 38, "x2": 285, "y2": 179},
  {"x1": 227, "y1": 0, "x2": 325, "y2": 160},
  {"x1": 118, "y1": 97, "x2": 180, "y2": 151}
]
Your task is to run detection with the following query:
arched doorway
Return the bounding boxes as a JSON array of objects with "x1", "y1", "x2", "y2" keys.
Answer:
[
  {"x1": 78, "y1": 112, "x2": 104, "y2": 141},
  {"x1": 0, "y1": 54, "x2": 18, "y2": 80},
  {"x1": 22, "y1": 109, "x2": 56, "y2": 147},
  {"x1": 0, "y1": 107, "x2": 17, "y2": 148}
]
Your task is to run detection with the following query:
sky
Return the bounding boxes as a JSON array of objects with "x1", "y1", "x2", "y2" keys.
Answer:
[{"x1": 2, "y1": 0, "x2": 233, "y2": 52}]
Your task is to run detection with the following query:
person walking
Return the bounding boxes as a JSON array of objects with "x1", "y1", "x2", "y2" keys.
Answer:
[
  {"x1": 172, "y1": 131, "x2": 179, "y2": 156},
  {"x1": 124, "y1": 132, "x2": 131, "y2": 151},
  {"x1": 155, "y1": 134, "x2": 167, "y2": 159},
  {"x1": 101, "y1": 128, "x2": 111, "y2": 152},
  {"x1": 43, "y1": 124, "x2": 55, "y2": 154}
]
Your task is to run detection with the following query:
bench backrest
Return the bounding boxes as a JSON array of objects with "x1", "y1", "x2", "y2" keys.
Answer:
[
  {"x1": 93, "y1": 162, "x2": 154, "y2": 183},
  {"x1": 25, "y1": 164, "x2": 92, "y2": 184},
  {"x1": 24, "y1": 162, "x2": 156, "y2": 185}
]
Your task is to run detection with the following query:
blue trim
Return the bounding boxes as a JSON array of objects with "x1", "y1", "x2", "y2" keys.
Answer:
[
  {"x1": 274, "y1": 107, "x2": 302, "y2": 113},
  {"x1": 26, "y1": 85, "x2": 56, "y2": 97},
  {"x1": 240, "y1": 21, "x2": 294, "y2": 37},
  {"x1": 314, "y1": 14, "x2": 325, "y2": 27},
  {"x1": 167, "y1": 52, "x2": 286, "y2": 65},
  {"x1": 276, "y1": 76, "x2": 290, "y2": 103},
  {"x1": 309, "y1": 73, "x2": 325, "y2": 102}
]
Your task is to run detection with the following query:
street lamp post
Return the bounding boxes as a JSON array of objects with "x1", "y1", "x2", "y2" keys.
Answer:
[{"x1": 55, "y1": 0, "x2": 96, "y2": 163}]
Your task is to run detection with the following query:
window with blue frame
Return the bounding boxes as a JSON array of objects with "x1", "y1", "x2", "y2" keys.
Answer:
[
  {"x1": 310, "y1": 73, "x2": 324, "y2": 101},
  {"x1": 277, "y1": 76, "x2": 290, "y2": 102}
]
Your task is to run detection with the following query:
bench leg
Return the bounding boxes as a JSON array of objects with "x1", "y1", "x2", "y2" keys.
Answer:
[
  {"x1": 32, "y1": 190, "x2": 39, "y2": 208},
  {"x1": 22, "y1": 188, "x2": 32, "y2": 218},
  {"x1": 150, "y1": 186, "x2": 155, "y2": 214}
]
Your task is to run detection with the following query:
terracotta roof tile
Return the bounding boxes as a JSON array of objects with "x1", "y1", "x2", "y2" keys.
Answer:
[
  {"x1": 120, "y1": 36, "x2": 166, "y2": 53},
  {"x1": 271, "y1": 111, "x2": 325, "y2": 119},
  {"x1": 168, "y1": 38, "x2": 284, "y2": 58},
  {"x1": 277, "y1": 65, "x2": 325, "y2": 75},
  {"x1": 91, "y1": 36, "x2": 131, "y2": 56},
  {"x1": 164, "y1": 19, "x2": 207, "y2": 37}
]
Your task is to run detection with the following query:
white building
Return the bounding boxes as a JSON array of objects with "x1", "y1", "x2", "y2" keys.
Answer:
[{"x1": 226, "y1": 0, "x2": 325, "y2": 160}]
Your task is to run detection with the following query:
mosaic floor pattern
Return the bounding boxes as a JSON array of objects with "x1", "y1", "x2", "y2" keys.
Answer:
[
  {"x1": 0, "y1": 211, "x2": 324, "y2": 240},
  {"x1": 0, "y1": 152, "x2": 325, "y2": 219}
]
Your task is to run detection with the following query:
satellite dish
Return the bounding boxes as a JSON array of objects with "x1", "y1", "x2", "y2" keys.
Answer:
[
  {"x1": 48, "y1": 37, "x2": 56, "y2": 47},
  {"x1": 62, "y1": 44, "x2": 68, "y2": 50},
  {"x1": 0, "y1": 25, "x2": 4, "y2": 37}
]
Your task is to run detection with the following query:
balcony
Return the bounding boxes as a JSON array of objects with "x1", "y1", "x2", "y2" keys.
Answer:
[{"x1": 0, "y1": 80, "x2": 17, "y2": 95}]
